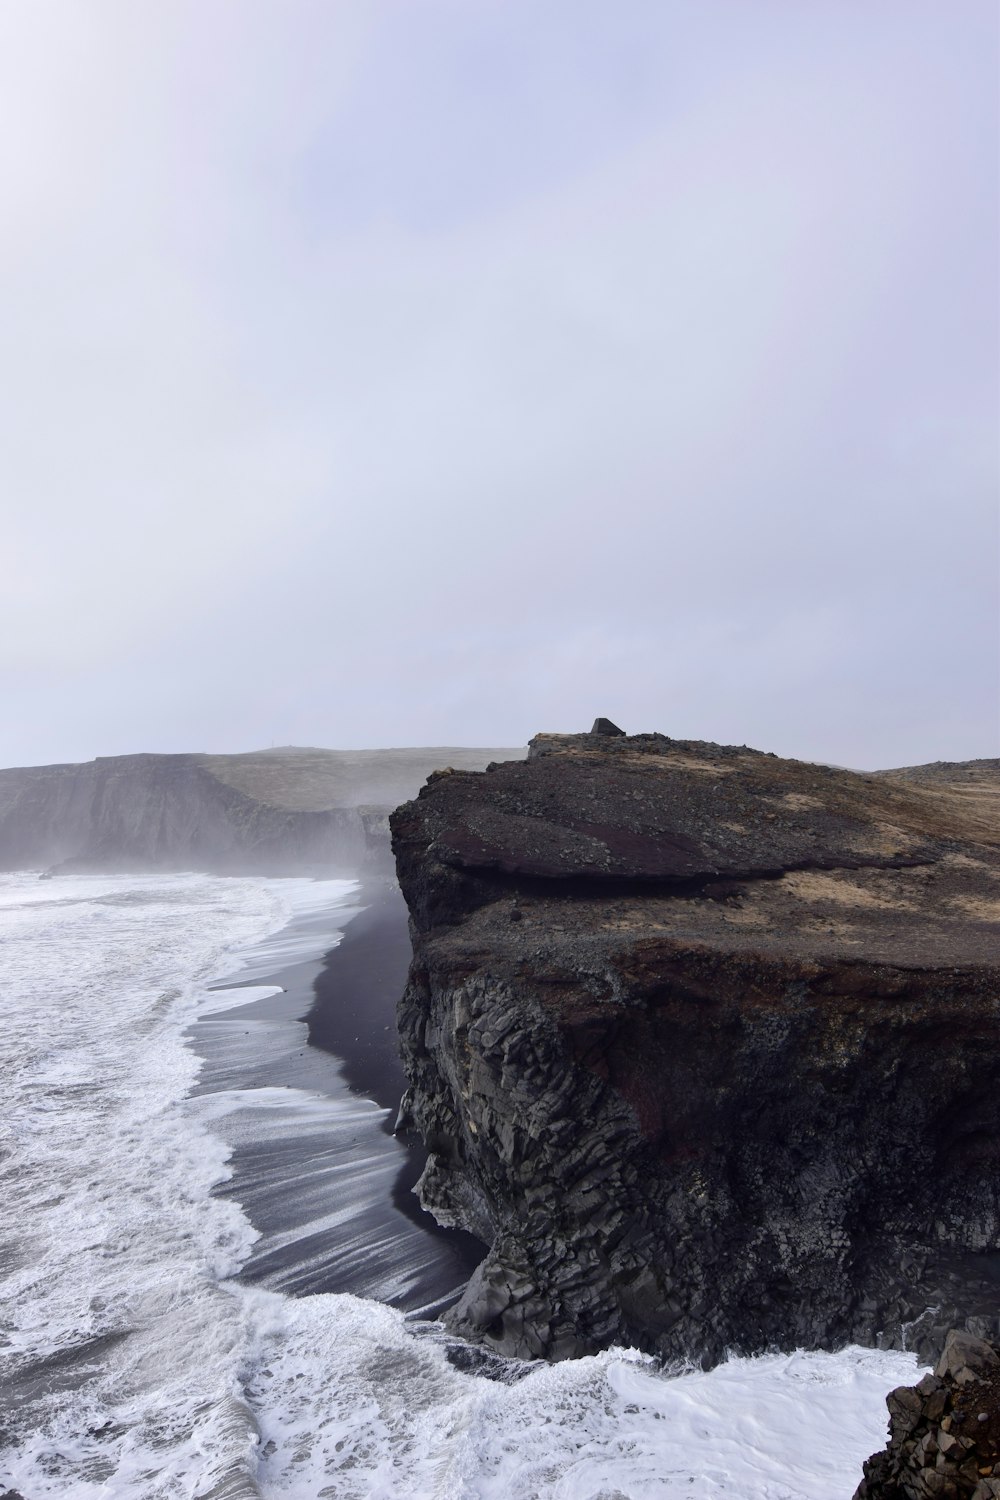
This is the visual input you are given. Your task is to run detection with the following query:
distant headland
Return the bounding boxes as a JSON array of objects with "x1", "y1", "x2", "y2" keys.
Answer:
[{"x1": 0, "y1": 744, "x2": 526, "y2": 875}]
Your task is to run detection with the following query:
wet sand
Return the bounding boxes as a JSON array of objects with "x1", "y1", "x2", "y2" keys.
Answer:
[
  {"x1": 305, "y1": 877, "x2": 413, "y2": 1116},
  {"x1": 190, "y1": 878, "x2": 484, "y2": 1313}
]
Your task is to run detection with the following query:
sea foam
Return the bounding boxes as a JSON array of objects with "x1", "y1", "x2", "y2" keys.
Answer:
[
  {"x1": 0, "y1": 872, "x2": 353, "y2": 1498},
  {"x1": 241, "y1": 1293, "x2": 920, "y2": 1499}
]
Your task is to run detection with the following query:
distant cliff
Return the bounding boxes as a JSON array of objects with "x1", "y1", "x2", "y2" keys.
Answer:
[
  {"x1": 0, "y1": 745, "x2": 525, "y2": 875},
  {"x1": 391, "y1": 730, "x2": 1000, "y2": 1366}
]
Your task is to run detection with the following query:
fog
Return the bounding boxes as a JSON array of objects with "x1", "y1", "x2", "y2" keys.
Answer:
[{"x1": 1, "y1": 1, "x2": 996, "y2": 770}]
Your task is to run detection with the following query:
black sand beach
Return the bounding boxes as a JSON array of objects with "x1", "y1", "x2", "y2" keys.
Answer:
[
  {"x1": 305, "y1": 877, "x2": 488, "y2": 1257},
  {"x1": 305, "y1": 876, "x2": 412, "y2": 1114},
  {"x1": 191, "y1": 878, "x2": 484, "y2": 1313}
]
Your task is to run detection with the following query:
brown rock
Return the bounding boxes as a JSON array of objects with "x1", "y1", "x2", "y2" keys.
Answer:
[
  {"x1": 855, "y1": 1333, "x2": 1000, "y2": 1498},
  {"x1": 938, "y1": 1333, "x2": 1000, "y2": 1384}
]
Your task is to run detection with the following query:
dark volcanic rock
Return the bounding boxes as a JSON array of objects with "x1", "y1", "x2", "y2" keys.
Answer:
[
  {"x1": 390, "y1": 731, "x2": 1000, "y2": 1366},
  {"x1": 855, "y1": 1329, "x2": 1000, "y2": 1498}
]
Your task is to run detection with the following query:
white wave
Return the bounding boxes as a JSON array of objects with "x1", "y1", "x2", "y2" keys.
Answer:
[
  {"x1": 0, "y1": 872, "x2": 355, "y2": 1499},
  {"x1": 209, "y1": 877, "x2": 361, "y2": 985},
  {"x1": 241, "y1": 1293, "x2": 920, "y2": 1500}
]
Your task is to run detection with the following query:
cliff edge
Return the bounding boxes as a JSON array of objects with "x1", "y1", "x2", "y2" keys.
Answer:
[{"x1": 390, "y1": 730, "x2": 1000, "y2": 1365}]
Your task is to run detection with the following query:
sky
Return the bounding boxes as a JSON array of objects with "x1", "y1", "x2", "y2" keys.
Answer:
[{"x1": 1, "y1": 1, "x2": 997, "y2": 771}]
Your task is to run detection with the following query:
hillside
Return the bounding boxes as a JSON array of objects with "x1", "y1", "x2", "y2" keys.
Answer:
[{"x1": 0, "y1": 745, "x2": 526, "y2": 875}]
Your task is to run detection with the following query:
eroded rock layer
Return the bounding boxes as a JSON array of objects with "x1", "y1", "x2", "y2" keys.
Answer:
[{"x1": 390, "y1": 732, "x2": 1000, "y2": 1365}]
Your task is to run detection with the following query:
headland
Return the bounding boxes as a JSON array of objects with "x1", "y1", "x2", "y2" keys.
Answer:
[{"x1": 390, "y1": 727, "x2": 1000, "y2": 1366}]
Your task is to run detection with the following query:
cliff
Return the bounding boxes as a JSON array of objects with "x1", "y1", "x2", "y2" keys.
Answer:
[
  {"x1": 390, "y1": 730, "x2": 1000, "y2": 1366},
  {"x1": 0, "y1": 745, "x2": 525, "y2": 875}
]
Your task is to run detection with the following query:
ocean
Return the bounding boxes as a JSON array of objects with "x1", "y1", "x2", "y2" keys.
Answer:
[{"x1": 0, "y1": 871, "x2": 921, "y2": 1499}]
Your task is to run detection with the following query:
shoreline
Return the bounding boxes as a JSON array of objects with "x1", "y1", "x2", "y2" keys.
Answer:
[
  {"x1": 190, "y1": 875, "x2": 485, "y2": 1312},
  {"x1": 304, "y1": 875, "x2": 489, "y2": 1261},
  {"x1": 305, "y1": 875, "x2": 412, "y2": 1118}
]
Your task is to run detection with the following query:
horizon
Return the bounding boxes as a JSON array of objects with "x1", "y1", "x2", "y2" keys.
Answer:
[{"x1": 3, "y1": 729, "x2": 996, "y2": 779}]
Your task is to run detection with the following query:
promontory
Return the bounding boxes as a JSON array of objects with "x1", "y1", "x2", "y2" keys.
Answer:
[{"x1": 390, "y1": 728, "x2": 1000, "y2": 1366}]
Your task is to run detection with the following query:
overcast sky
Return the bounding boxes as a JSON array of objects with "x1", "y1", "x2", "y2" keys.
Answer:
[{"x1": 2, "y1": 1, "x2": 997, "y2": 770}]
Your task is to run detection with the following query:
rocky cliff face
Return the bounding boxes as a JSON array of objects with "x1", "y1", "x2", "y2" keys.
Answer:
[
  {"x1": 0, "y1": 745, "x2": 524, "y2": 875},
  {"x1": 390, "y1": 731, "x2": 1000, "y2": 1366}
]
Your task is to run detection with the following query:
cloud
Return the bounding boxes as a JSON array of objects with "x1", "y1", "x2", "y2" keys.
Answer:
[{"x1": 0, "y1": 0, "x2": 996, "y2": 768}]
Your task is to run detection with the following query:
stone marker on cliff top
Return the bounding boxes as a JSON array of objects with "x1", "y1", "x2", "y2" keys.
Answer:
[
  {"x1": 590, "y1": 716, "x2": 626, "y2": 736},
  {"x1": 390, "y1": 728, "x2": 1000, "y2": 1367}
]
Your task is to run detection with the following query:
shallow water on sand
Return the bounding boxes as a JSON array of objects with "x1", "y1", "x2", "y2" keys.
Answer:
[
  {"x1": 0, "y1": 872, "x2": 921, "y2": 1498},
  {"x1": 191, "y1": 893, "x2": 482, "y2": 1312}
]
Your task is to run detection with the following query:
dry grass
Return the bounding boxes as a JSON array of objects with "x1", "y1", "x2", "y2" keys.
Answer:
[{"x1": 782, "y1": 870, "x2": 918, "y2": 912}]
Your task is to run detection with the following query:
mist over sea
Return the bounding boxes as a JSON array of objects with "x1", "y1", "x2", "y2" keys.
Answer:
[{"x1": 0, "y1": 872, "x2": 921, "y2": 1498}]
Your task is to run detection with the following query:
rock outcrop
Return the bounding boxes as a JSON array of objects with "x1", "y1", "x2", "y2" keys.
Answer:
[
  {"x1": 855, "y1": 1329, "x2": 1000, "y2": 1498},
  {"x1": 390, "y1": 730, "x2": 1000, "y2": 1365},
  {"x1": 0, "y1": 745, "x2": 524, "y2": 875}
]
